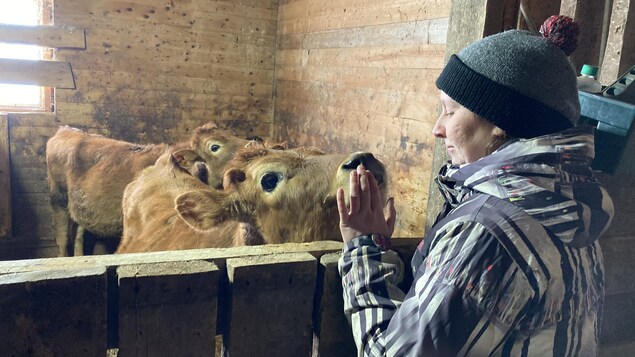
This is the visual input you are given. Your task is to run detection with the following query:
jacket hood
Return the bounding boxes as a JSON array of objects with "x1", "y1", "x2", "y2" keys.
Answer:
[{"x1": 437, "y1": 125, "x2": 614, "y2": 247}]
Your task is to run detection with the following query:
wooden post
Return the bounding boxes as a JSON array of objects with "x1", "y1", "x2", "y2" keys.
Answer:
[
  {"x1": 312, "y1": 253, "x2": 356, "y2": 357},
  {"x1": 599, "y1": 0, "x2": 635, "y2": 84},
  {"x1": 518, "y1": 1, "x2": 561, "y2": 33},
  {"x1": 426, "y1": 0, "x2": 522, "y2": 231},
  {"x1": 225, "y1": 252, "x2": 317, "y2": 357},
  {"x1": 0, "y1": 114, "x2": 10, "y2": 238},
  {"x1": 117, "y1": 260, "x2": 219, "y2": 357},
  {"x1": 0, "y1": 267, "x2": 108, "y2": 356},
  {"x1": 560, "y1": 0, "x2": 608, "y2": 73}
]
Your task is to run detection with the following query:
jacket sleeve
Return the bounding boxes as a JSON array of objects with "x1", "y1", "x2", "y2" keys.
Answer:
[
  {"x1": 338, "y1": 235, "x2": 406, "y2": 357},
  {"x1": 339, "y1": 221, "x2": 537, "y2": 356}
]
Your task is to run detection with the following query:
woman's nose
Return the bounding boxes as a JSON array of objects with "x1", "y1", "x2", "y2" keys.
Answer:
[{"x1": 432, "y1": 117, "x2": 445, "y2": 138}]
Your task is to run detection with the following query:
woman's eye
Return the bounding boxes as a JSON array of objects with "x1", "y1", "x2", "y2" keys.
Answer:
[
  {"x1": 210, "y1": 144, "x2": 221, "y2": 152},
  {"x1": 260, "y1": 172, "x2": 280, "y2": 192}
]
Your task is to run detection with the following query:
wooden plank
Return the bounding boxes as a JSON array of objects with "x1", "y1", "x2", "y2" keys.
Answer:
[
  {"x1": 279, "y1": 0, "x2": 451, "y2": 34},
  {"x1": 117, "y1": 260, "x2": 219, "y2": 357},
  {"x1": 224, "y1": 252, "x2": 317, "y2": 357},
  {"x1": 484, "y1": 0, "x2": 521, "y2": 36},
  {"x1": 560, "y1": 0, "x2": 607, "y2": 72},
  {"x1": 0, "y1": 24, "x2": 86, "y2": 49},
  {"x1": 426, "y1": 0, "x2": 518, "y2": 232},
  {"x1": 0, "y1": 114, "x2": 10, "y2": 238},
  {"x1": 54, "y1": 0, "x2": 278, "y2": 31},
  {"x1": 278, "y1": 18, "x2": 449, "y2": 50},
  {"x1": 275, "y1": 44, "x2": 445, "y2": 69},
  {"x1": 599, "y1": 0, "x2": 635, "y2": 84},
  {"x1": 0, "y1": 267, "x2": 108, "y2": 357},
  {"x1": 64, "y1": 68, "x2": 274, "y2": 97},
  {"x1": 517, "y1": 0, "x2": 560, "y2": 34},
  {"x1": 0, "y1": 58, "x2": 76, "y2": 89},
  {"x1": 58, "y1": 39, "x2": 276, "y2": 72},
  {"x1": 312, "y1": 253, "x2": 356, "y2": 356},
  {"x1": 0, "y1": 241, "x2": 345, "y2": 274}
]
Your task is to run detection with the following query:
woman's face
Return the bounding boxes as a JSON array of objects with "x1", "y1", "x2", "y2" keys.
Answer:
[{"x1": 433, "y1": 91, "x2": 503, "y2": 165}]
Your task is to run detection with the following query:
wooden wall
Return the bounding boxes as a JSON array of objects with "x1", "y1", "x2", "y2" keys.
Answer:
[
  {"x1": 273, "y1": 0, "x2": 451, "y2": 237},
  {"x1": 2, "y1": 0, "x2": 279, "y2": 258}
]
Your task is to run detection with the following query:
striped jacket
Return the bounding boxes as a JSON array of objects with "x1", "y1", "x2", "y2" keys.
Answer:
[{"x1": 339, "y1": 126, "x2": 614, "y2": 356}]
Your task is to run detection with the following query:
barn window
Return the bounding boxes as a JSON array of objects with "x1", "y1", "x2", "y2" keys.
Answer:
[{"x1": 0, "y1": 0, "x2": 54, "y2": 112}]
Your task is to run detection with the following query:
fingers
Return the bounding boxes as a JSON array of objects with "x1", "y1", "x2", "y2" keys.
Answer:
[
  {"x1": 385, "y1": 197, "x2": 397, "y2": 236},
  {"x1": 336, "y1": 187, "x2": 349, "y2": 225},
  {"x1": 348, "y1": 169, "x2": 359, "y2": 215},
  {"x1": 367, "y1": 168, "x2": 383, "y2": 211},
  {"x1": 357, "y1": 165, "x2": 370, "y2": 211}
]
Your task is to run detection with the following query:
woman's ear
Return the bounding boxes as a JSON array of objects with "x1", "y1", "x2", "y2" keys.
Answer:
[
  {"x1": 487, "y1": 126, "x2": 510, "y2": 155},
  {"x1": 492, "y1": 126, "x2": 506, "y2": 137}
]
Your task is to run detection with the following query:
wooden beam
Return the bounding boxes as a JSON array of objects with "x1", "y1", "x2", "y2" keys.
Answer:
[
  {"x1": 484, "y1": 0, "x2": 522, "y2": 35},
  {"x1": 560, "y1": 0, "x2": 607, "y2": 73},
  {"x1": 225, "y1": 253, "x2": 316, "y2": 357},
  {"x1": 118, "y1": 260, "x2": 219, "y2": 356},
  {"x1": 0, "y1": 24, "x2": 85, "y2": 49},
  {"x1": 600, "y1": 0, "x2": 635, "y2": 84},
  {"x1": 0, "y1": 114, "x2": 10, "y2": 239},
  {"x1": 312, "y1": 253, "x2": 356, "y2": 356},
  {"x1": 0, "y1": 58, "x2": 75, "y2": 89},
  {"x1": 426, "y1": 0, "x2": 522, "y2": 232},
  {"x1": 518, "y1": 0, "x2": 561, "y2": 34},
  {"x1": 0, "y1": 267, "x2": 108, "y2": 356}
]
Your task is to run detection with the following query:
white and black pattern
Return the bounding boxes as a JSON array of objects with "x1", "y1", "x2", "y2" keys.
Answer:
[{"x1": 339, "y1": 126, "x2": 613, "y2": 356}]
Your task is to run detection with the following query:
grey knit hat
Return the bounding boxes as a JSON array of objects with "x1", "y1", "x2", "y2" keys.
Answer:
[{"x1": 436, "y1": 16, "x2": 581, "y2": 138}]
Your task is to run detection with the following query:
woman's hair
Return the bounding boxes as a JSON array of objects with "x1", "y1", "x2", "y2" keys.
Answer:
[{"x1": 436, "y1": 15, "x2": 581, "y2": 139}]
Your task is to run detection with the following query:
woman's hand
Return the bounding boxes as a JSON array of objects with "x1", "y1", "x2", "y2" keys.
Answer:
[{"x1": 337, "y1": 165, "x2": 396, "y2": 244}]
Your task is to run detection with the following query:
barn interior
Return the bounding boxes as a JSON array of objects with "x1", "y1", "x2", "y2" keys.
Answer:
[{"x1": 1, "y1": 0, "x2": 634, "y2": 356}]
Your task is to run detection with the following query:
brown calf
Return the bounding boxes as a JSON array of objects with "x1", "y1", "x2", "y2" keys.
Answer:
[
  {"x1": 116, "y1": 148, "x2": 265, "y2": 254},
  {"x1": 45, "y1": 123, "x2": 254, "y2": 256},
  {"x1": 173, "y1": 146, "x2": 389, "y2": 246}
]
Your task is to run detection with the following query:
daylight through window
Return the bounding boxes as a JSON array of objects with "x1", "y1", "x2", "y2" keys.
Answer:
[{"x1": 0, "y1": 0, "x2": 53, "y2": 112}]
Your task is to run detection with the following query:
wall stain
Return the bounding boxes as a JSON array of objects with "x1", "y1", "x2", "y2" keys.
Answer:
[{"x1": 92, "y1": 90, "x2": 180, "y2": 143}]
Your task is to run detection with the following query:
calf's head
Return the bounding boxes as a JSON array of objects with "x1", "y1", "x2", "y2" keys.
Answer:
[
  {"x1": 175, "y1": 147, "x2": 388, "y2": 244},
  {"x1": 188, "y1": 122, "x2": 261, "y2": 188}
]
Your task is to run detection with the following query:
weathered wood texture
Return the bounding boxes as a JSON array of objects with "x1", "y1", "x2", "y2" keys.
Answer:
[
  {"x1": 595, "y1": 171, "x2": 635, "y2": 351},
  {"x1": 0, "y1": 58, "x2": 76, "y2": 89},
  {"x1": 426, "y1": 0, "x2": 491, "y2": 231},
  {"x1": 313, "y1": 253, "x2": 356, "y2": 356},
  {"x1": 600, "y1": 0, "x2": 635, "y2": 84},
  {"x1": 0, "y1": 23, "x2": 86, "y2": 49},
  {"x1": 4, "y1": 0, "x2": 278, "y2": 256},
  {"x1": 0, "y1": 241, "x2": 422, "y2": 356},
  {"x1": 52, "y1": 0, "x2": 277, "y2": 142},
  {"x1": 560, "y1": 0, "x2": 607, "y2": 73},
  {"x1": 0, "y1": 267, "x2": 108, "y2": 357},
  {"x1": 274, "y1": 0, "x2": 451, "y2": 237},
  {"x1": 117, "y1": 260, "x2": 219, "y2": 357},
  {"x1": 518, "y1": 1, "x2": 561, "y2": 34},
  {"x1": 225, "y1": 252, "x2": 316, "y2": 356},
  {"x1": 0, "y1": 114, "x2": 10, "y2": 239}
]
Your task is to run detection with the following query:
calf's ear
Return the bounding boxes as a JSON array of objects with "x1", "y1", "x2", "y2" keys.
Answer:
[
  {"x1": 172, "y1": 148, "x2": 202, "y2": 169},
  {"x1": 175, "y1": 190, "x2": 231, "y2": 230}
]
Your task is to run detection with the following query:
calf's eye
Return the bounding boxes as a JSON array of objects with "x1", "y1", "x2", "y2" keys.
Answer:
[
  {"x1": 261, "y1": 172, "x2": 280, "y2": 192},
  {"x1": 210, "y1": 144, "x2": 221, "y2": 152}
]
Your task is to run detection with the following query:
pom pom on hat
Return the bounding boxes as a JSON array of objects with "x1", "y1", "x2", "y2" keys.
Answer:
[
  {"x1": 435, "y1": 15, "x2": 581, "y2": 139},
  {"x1": 539, "y1": 15, "x2": 580, "y2": 56}
]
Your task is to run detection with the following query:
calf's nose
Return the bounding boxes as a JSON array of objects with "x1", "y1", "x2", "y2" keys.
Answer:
[{"x1": 342, "y1": 152, "x2": 384, "y2": 184}]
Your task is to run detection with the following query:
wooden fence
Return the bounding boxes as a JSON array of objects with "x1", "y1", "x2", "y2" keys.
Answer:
[{"x1": 0, "y1": 239, "x2": 420, "y2": 357}]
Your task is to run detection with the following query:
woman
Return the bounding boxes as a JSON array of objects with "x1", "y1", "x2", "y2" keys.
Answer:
[{"x1": 337, "y1": 16, "x2": 614, "y2": 356}]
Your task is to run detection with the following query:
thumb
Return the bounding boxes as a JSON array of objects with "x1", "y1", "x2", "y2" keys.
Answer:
[{"x1": 384, "y1": 197, "x2": 396, "y2": 236}]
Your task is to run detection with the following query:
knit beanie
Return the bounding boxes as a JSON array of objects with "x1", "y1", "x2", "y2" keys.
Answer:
[{"x1": 435, "y1": 15, "x2": 581, "y2": 139}]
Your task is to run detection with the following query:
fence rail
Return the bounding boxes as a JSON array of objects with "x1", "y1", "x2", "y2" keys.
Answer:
[{"x1": 0, "y1": 239, "x2": 420, "y2": 357}]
